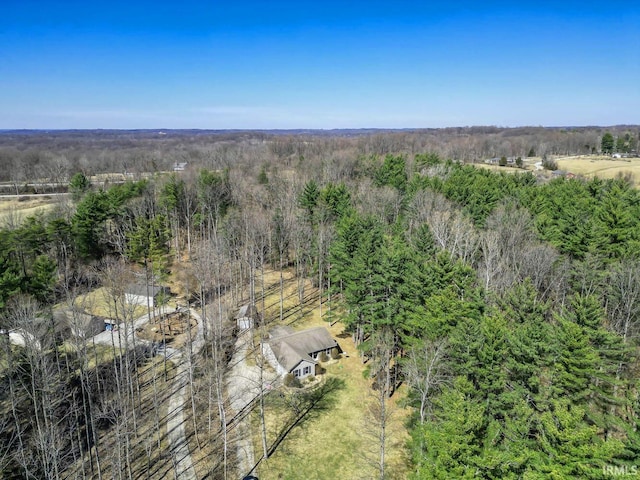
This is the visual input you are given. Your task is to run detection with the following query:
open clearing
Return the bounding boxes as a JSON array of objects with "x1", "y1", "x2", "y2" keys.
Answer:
[
  {"x1": 555, "y1": 155, "x2": 640, "y2": 182},
  {"x1": 250, "y1": 270, "x2": 411, "y2": 480},
  {"x1": 476, "y1": 155, "x2": 640, "y2": 185},
  {"x1": 0, "y1": 196, "x2": 60, "y2": 226},
  {"x1": 182, "y1": 267, "x2": 411, "y2": 479}
]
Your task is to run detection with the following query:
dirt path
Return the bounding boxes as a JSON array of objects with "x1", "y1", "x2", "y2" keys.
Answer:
[
  {"x1": 166, "y1": 353, "x2": 196, "y2": 480},
  {"x1": 226, "y1": 332, "x2": 279, "y2": 477}
]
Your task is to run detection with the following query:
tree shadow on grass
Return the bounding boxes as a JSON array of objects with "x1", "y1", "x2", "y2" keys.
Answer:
[{"x1": 267, "y1": 377, "x2": 345, "y2": 457}]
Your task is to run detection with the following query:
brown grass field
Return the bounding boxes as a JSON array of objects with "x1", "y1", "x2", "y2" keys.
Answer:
[
  {"x1": 0, "y1": 196, "x2": 60, "y2": 226},
  {"x1": 555, "y1": 155, "x2": 640, "y2": 183},
  {"x1": 475, "y1": 155, "x2": 640, "y2": 185}
]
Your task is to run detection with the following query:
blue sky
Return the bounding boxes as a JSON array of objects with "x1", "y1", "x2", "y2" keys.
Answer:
[{"x1": 1, "y1": 1, "x2": 639, "y2": 129}]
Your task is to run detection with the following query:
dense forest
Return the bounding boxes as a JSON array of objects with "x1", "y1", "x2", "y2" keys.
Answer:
[{"x1": 1, "y1": 128, "x2": 640, "y2": 479}]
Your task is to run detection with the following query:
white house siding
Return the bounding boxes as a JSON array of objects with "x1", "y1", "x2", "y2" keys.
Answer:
[
  {"x1": 291, "y1": 359, "x2": 316, "y2": 379},
  {"x1": 236, "y1": 317, "x2": 253, "y2": 331},
  {"x1": 310, "y1": 347, "x2": 334, "y2": 360}
]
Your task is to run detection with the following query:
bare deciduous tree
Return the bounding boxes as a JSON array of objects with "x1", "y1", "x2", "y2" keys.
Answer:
[{"x1": 404, "y1": 338, "x2": 450, "y2": 424}]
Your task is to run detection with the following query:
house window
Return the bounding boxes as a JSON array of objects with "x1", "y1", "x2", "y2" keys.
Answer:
[
  {"x1": 312, "y1": 352, "x2": 318, "y2": 359},
  {"x1": 293, "y1": 369, "x2": 300, "y2": 378},
  {"x1": 303, "y1": 366, "x2": 311, "y2": 376}
]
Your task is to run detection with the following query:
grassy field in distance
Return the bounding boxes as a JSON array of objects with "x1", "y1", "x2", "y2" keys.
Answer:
[
  {"x1": 0, "y1": 196, "x2": 59, "y2": 227},
  {"x1": 475, "y1": 155, "x2": 640, "y2": 185},
  {"x1": 555, "y1": 155, "x2": 640, "y2": 183}
]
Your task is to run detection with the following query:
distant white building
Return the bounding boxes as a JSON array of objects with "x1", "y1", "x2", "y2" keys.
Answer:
[{"x1": 173, "y1": 162, "x2": 188, "y2": 171}]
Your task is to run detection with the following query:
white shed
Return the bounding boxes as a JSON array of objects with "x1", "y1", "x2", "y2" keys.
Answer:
[{"x1": 235, "y1": 304, "x2": 260, "y2": 331}]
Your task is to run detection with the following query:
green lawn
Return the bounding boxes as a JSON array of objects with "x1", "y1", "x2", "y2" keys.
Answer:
[{"x1": 254, "y1": 320, "x2": 411, "y2": 480}]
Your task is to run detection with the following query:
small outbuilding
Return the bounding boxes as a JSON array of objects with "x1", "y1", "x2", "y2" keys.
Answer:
[
  {"x1": 125, "y1": 284, "x2": 169, "y2": 308},
  {"x1": 235, "y1": 304, "x2": 260, "y2": 331}
]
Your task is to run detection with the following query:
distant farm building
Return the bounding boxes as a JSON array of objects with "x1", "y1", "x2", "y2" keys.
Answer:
[
  {"x1": 262, "y1": 326, "x2": 341, "y2": 379},
  {"x1": 173, "y1": 162, "x2": 188, "y2": 171},
  {"x1": 235, "y1": 304, "x2": 260, "y2": 331}
]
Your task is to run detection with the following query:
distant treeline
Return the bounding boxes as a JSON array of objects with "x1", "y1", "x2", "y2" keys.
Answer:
[{"x1": 1, "y1": 126, "x2": 638, "y2": 185}]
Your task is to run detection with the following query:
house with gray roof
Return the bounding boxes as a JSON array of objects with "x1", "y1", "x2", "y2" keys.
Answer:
[
  {"x1": 125, "y1": 284, "x2": 169, "y2": 308},
  {"x1": 262, "y1": 326, "x2": 341, "y2": 379}
]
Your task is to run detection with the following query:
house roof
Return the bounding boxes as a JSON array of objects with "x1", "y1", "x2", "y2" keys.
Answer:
[
  {"x1": 125, "y1": 284, "x2": 166, "y2": 297},
  {"x1": 268, "y1": 325, "x2": 295, "y2": 338},
  {"x1": 271, "y1": 341, "x2": 313, "y2": 372},
  {"x1": 53, "y1": 307, "x2": 104, "y2": 328},
  {"x1": 237, "y1": 304, "x2": 250, "y2": 318},
  {"x1": 267, "y1": 326, "x2": 339, "y2": 372}
]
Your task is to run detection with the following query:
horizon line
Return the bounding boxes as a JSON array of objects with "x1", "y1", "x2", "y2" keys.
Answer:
[{"x1": 1, "y1": 124, "x2": 639, "y2": 133}]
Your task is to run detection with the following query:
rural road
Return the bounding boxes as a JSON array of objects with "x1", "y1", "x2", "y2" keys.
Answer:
[{"x1": 0, "y1": 193, "x2": 70, "y2": 199}]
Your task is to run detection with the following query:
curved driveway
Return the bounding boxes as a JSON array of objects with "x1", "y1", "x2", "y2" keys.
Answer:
[{"x1": 91, "y1": 306, "x2": 204, "y2": 480}]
